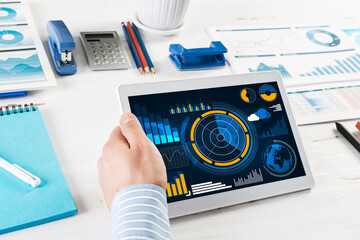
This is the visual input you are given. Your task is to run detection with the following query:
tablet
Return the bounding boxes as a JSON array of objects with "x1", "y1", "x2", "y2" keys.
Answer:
[{"x1": 118, "y1": 71, "x2": 314, "y2": 218}]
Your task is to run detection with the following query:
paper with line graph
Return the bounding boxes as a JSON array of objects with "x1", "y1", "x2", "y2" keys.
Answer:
[
  {"x1": 208, "y1": 25, "x2": 360, "y2": 87},
  {"x1": 0, "y1": 0, "x2": 56, "y2": 93}
]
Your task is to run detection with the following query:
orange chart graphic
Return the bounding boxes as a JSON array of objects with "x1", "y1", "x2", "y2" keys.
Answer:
[{"x1": 166, "y1": 172, "x2": 188, "y2": 197}]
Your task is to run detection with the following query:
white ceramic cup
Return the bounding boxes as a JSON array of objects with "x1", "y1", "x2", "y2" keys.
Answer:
[{"x1": 137, "y1": 0, "x2": 190, "y2": 30}]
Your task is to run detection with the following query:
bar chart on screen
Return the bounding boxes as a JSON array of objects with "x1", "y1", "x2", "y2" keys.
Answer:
[
  {"x1": 166, "y1": 172, "x2": 189, "y2": 198},
  {"x1": 133, "y1": 104, "x2": 180, "y2": 144},
  {"x1": 169, "y1": 101, "x2": 211, "y2": 114}
]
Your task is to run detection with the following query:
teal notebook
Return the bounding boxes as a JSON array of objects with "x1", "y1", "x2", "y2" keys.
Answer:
[{"x1": 0, "y1": 104, "x2": 77, "y2": 235}]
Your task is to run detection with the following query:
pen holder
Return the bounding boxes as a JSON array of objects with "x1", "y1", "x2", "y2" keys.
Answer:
[{"x1": 137, "y1": 0, "x2": 190, "y2": 30}]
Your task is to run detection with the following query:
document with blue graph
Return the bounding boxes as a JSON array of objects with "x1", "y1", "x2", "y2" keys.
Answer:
[
  {"x1": 208, "y1": 25, "x2": 360, "y2": 87},
  {"x1": 0, "y1": 0, "x2": 56, "y2": 93},
  {"x1": 209, "y1": 25, "x2": 360, "y2": 124}
]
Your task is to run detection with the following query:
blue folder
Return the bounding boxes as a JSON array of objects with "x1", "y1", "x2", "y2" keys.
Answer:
[{"x1": 0, "y1": 105, "x2": 77, "y2": 235}]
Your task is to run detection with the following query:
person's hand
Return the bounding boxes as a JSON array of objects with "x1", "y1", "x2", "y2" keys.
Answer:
[{"x1": 98, "y1": 113, "x2": 167, "y2": 209}]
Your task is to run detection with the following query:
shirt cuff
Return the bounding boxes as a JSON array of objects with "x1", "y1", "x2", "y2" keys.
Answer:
[{"x1": 111, "y1": 184, "x2": 172, "y2": 240}]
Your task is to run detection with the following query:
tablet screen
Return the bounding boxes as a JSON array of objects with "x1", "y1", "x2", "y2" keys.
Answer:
[{"x1": 129, "y1": 81, "x2": 306, "y2": 203}]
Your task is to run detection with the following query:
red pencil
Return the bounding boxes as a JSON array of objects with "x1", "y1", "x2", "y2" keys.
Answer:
[{"x1": 127, "y1": 21, "x2": 149, "y2": 73}]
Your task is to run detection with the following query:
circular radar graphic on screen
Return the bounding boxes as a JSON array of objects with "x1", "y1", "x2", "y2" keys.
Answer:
[
  {"x1": 0, "y1": 7, "x2": 17, "y2": 20},
  {"x1": 263, "y1": 140, "x2": 297, "y2": 177},
  {"x1": 186, "y1": 105, "x2": 257, "y2": 175},
  {"x1": 306, "y1": 29, "x2": 340, "y2": 47},
  {"x1": 0, "y1": 30, "x2": 24, "y2": 45},
  {"x1": 240, "y1": 88, "x2": 256, "y2": 103},
  {"x1": 259, "y1": 84, "x2": 277, "y2": 102}
]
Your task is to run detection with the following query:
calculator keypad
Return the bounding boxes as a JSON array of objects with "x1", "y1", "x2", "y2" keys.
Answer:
[{"x1": 80, "y1": 31, "x2": 131, "y2": 71}]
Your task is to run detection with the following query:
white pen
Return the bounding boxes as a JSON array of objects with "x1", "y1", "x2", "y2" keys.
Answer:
[{"x1": 0, "y1": 156, "x2": 41, "y2": 188}]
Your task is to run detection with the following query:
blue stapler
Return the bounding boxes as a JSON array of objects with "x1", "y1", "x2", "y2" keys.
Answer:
[
  {"x1": 169, "y1": 41, "x2": 227, "y2": 70},
  {"x1": 47, "y1": 20, "x2": 77, "y2": 75}
]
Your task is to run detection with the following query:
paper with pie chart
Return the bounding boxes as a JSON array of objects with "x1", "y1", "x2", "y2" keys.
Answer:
[
  {"x1": 0, "y1": 0, "x2": 55, "y2": 92},
  {"x1": 208, "y1": 25, "x2": 360, "y2": 87},
  {"x1": 0, "y1": 24, "x2": 34, "y2": 49},
  {"x1": 129, "y1": 81, "x2": 306, "y2": 203},
  {"x1": 0, "y1": 2, "x2": 27, "y2": 24}
]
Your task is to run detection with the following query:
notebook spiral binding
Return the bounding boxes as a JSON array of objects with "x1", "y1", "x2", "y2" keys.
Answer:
[{"x1": 0, "y1": 103, "x2": 44, "y2": 116}]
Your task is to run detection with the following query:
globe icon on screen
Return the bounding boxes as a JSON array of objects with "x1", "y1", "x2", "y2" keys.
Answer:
[{"x1": 263, "y1": 141, "x2": 296, "y2": 177}]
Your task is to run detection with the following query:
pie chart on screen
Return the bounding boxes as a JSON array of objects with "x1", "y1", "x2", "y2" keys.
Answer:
[{"x1": 240, "y1": 88, "x2": 256, "y2": 103}]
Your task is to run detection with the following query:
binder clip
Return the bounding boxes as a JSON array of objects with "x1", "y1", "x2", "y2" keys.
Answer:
[
  {"x1": 47, "y1": 20, "x2": 77, "y2": 75},
  {"x1": 169, "y1": 41, "x2": 227, "y2": 70}
]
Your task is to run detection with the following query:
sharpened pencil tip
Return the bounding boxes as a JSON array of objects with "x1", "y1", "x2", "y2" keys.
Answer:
[
  {"x1": 151, "y1": 68, "x2": 155, "y2": 74},
  {"x1": 138, "y1": 68, "x2": 143, "y2": 75}
]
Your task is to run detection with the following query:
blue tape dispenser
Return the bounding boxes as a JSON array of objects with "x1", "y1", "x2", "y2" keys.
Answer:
[
  {"x1": 47, "y1": 20, "x2": 77, "y2": 75},
  {"x1": 169, "y1": 41, "x2": 227, "y2": 70}
]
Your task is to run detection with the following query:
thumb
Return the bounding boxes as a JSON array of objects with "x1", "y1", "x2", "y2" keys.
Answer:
[{"x1": 120, "y1": 113, "x2": 148, "y2": 147}]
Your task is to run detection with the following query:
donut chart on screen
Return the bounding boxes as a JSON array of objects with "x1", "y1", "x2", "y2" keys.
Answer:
[
  {"x1": 259, "y1": 84, "x2": 277, "y2": 102},
  {"x1": 185, "y1": 105, "x2": 256, "y2": 175},
  {"x1": 0, "y1": 30, "x2": 24, "y2": 44}
]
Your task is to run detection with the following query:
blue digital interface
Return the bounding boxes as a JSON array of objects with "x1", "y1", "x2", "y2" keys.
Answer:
[{"x1": 129, "y1": 81, "x2": 306, "y2": 203}]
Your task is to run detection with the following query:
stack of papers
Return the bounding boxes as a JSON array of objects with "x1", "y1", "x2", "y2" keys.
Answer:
[
  {"x1": 0, "y1": 0, "x2": 56, "y2": 93},
  {"x1": 209, "y1": 25, "x2": 360, "y2": 124}
]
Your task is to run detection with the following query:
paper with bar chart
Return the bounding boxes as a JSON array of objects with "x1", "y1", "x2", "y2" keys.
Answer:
[
  {"x1": 129, "y1": 81, "x2": 307, "y2": 203},
  {"x1": 208, "y1": 25, "x2": 360, "y2": 87},
  {"x1": 0, "y1": 0, "x2": 56, "y2": 93},
  {"x1": 286, "y1": 82, "x2": 360, "y2": 125}
]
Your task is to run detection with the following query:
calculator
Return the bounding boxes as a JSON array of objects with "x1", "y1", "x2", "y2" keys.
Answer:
[{"x1": 80, "y1": 31, "x2": 131, "y2": 71}]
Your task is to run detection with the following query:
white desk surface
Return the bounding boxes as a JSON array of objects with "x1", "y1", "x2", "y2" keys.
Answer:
[{"x1": 1, "y1": 0, "x2": 360, "y2": 239}]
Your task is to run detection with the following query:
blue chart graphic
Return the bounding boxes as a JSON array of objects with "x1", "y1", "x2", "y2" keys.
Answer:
[
  {"x1": 185, "y1": 105, "x2": 256, "y2": 175},
  {"x1": 248, "y1": 63, "x2": 292, "y2": 78},
  {"x1": 263, "y1": 140, "x2": 296, "y2": 177},
  {"x1": 260, "y1": 117, "x2": 289, "y2": 138},
  {"x1": 0, "y1": 30, "x2": 23, "y2": 44},
  {"x1": 0, "y1": 53, "x2": 45, "y2": 82},
  {"x1": 133, "y1": 104, "x2": 180, "y2": 145},
  {"x1": 0, "y1": 7, "x2": 17, "y2": 20},
  {"x1": 300, "y1": 53, "x2": 360, "y2": 77},
  {"x1": 343, "y1": 28, "x2": 360, "y2": 46},
  {"x1": 170, "y1": 101, "x2": 211, "y2": 114},
  {"x1": 306, "y1": 29, "x2": 341, "y2": 47},
  {"x1": 299, "y1": 90, "x2": 340, "y2": 113}
]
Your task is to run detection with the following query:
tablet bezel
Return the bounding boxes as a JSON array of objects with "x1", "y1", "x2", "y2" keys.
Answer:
[{"x1": 118, "y1": 71, "x2": 314, "y2": 218}]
